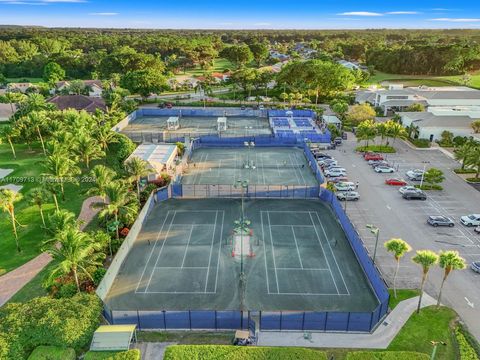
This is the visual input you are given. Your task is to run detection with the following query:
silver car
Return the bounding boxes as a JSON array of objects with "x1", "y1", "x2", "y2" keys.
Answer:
[
  {"x1": 336, "y1": 191, "x2": 360, "y2": 201},
  {"x1": 471, "y1": 261, "x2": 480, "y2": 273}
]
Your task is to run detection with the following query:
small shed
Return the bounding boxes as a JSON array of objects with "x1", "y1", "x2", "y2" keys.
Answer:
[
  {"x1": 322, "y1": 115, "x2": 342, "y2": 128},
  {"x1": 217, "y1": 117, "x2": 227, "y2": 132},
  {"x1": 90, "y1": 325, "x2": 137, "y2": 351},
  {"x1": 126, "y1": 143, "x2": 178, "y2": 178},
  {"x1": 167, "y1": 116, "x2": 180, "y2": 130}
]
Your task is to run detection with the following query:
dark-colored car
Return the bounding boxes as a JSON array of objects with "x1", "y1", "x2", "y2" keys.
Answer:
[
  {"x1": 334, "y1": 137, "x2": 343, "y2": 145},
  {"x1": 403, "y1": 190, "x2": 427, "y2": 200},
  {"x1": 427, "y1": 215, "x2": 455, "y2": 227},
  {"x1": 342, "y1": 132, "x2": 348, "y2": 140},
  {"x1": 471, "y1": 261, "x2": 480, "y2": 274}
]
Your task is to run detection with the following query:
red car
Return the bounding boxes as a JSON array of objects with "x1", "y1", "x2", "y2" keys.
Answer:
[
  {"x1": 364, "y1": 153, "x2": 384, "y2": 161},
  {"x1": 385, "y1": 178, "x2": 407, "y2": 186}
]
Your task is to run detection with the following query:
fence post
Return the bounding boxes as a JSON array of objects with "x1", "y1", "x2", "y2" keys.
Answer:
[
  {"x1": 240, "y1": 310, "x2": 243, "y2": 329},
  {"x1": 369, "y1": 311, "x2": 374, "y2": 332},
  {"x1": 137, "y1": 310, "x2": 141, "y2": 330},
  {"x1": 163, "y1": 310, "x2": 167, "y2": 330},
  {"x1": 324, "y1": 312, "x2": 328, "y2": 331},
  {"x1": 189, "y1": 310, "x2": 192, "y2": 330},
  {"x1": 259, "y1": 311, "x2": 262, "y2": 330},
  {"x1": 215, "y1": 310, "x2": 217, "y2": 331},
  {"x1": 346, "y1": 312, "x2": 351, "y2": 332},
  {"x1": 279, "y1": 311, "x2": 283, "y2": 331},
  {"x1": 302, "y1": 312, "x2": 306, "y2": 331}
]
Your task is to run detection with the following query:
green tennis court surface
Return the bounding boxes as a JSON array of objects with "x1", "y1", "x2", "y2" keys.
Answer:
[
  {"x1": 105, "y1": 199, "x2": 378, "y2": 312},
  {"x1": 181, "y1": 147, "x2": 318, "y2": 186},
  {"x1": 122, "y1": 115, "x2": 272, "y2": 137}
]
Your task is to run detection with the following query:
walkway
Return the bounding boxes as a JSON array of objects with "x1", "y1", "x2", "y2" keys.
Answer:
[
  {"x1": 257, "y1": 294, "x2": 436, "y2": 348},
  {"x1": 0, "y1": 196, "x2": 103, "y2": 307}
]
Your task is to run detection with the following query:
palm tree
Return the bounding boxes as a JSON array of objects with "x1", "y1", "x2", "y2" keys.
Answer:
[
  {"x1": 27, "y1": 187, "x2": 50, "y2": 227},
  {"x1": 124, "y1": 157, "x2": 152, "y2": 198},
  {"x1": 99, "y1": 181, "x2": 138, "y2": 240},
  {"x1": 0, "y1": 189, "x2": 23, "y2": 252},
  {"x1": 412, "y1": 250, "x2": 438, "y2": 313},
  {"x1": 384, "y1": 238, "x2": 412, "y2": 298},
  {"x1": 94, "y1": 127, "x2": 118, "y2": 154},
  {"x1": 455, "y1": 143, "x2": 474, "y2": 171},
  {"x1": 376, "y1": 122, "x2": 388, "y2": 146},
  {"x1": 356, "y1": 120, "x2": 377, "y2": 148},
  {"x1": 27, "y1": 111, "x2": 48, "y2": 156},
  {"x1": 48, "y1": 209, "x2": 77, "y2": 235},
  {"x1": 42, "y1": 152, "x2": 81, "y2": 200},
  {"x1": 44, "y1": 227, "x2": 105, "y2": 292},
  {"x1": 43, "y1": 181, "x2": 61, "y2": 211},
  {"x1": 87, "y1": 165, "x2": 116, "y2": 202},
  {"x1": 0, "y1": 91, "x2": 26, "y2": 114},
  {"x1": 0, "y1": 124, "x2": 19, "y2": 159},
  {"x1": 74, "y1": 133, "x2": 105, "y2": 169},
  {"x1": 437, "y1": 251, "x2": 466, "y2": 307},
  {"x1": 465, "y1": 145, "x2": 480, "y2": 179},
  {"x1": 386, "y1": 121, "x2": 407, "y2": 144},
  {"x1": 471, "y1": 119, "x2": 480, "y2": 134}
]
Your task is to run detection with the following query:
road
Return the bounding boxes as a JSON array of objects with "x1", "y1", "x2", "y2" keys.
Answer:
[{"x1": 329, "y1": 137, "x2": 480, "y2": 340}]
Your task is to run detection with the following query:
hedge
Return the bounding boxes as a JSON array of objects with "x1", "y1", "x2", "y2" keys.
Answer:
[
  {"x1": 0, "y1": 294, "x2": 102, "y2": 360},
  {"x1": 164, "y1": 345, "x2": 327, "y2": 360},
  {"x1": 346, "y1": 351, "x2": 430, "y2": 360},
  {"x1": 355, "y1": 145, "x2": 396, "y2": 153},
  {"x1": 408, "y1": 138, "x2": 431, "y2": 148},
  {"x1": 414, "y1": 184, "x2": 443, "y2": 191},
  {"x1": 455, "y1": 328, "x2": 478, "y2": 360},
  {"x1": 84, "y1": 349, "x2": 141, "y2": 360},
  {"x1": 27, "y1": 346, "x2": 75, "y2": 360}
]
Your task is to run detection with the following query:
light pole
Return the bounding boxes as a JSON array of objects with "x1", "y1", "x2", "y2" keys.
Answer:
[
  {"x1": 366, "y1": 224, "x2": 380, "y2": 265},
  {"x1": 235, "y1": 179, "x2": 249, "y2": 275},
  {"x1": 420, "y1": 161, "x2": 430, "y2": 188}
]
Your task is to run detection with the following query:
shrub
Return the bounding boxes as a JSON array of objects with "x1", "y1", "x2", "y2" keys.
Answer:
[
  {"x1": 355, "y1": 145, "x2": 396, "y2": 153},
  {"x1": 84, "y1": 349, "x2": 141, "y2": 360},
  {"x1": 414, "y1": 184, "x2": 443, "y2": 191},
  {"x1": 0, "y1": 294, "x2": 102, "y2": 359},
  {"x1": 164, "y1": 345, "x2": 327, "y2": 360},
  {"x1": 108, "y1": 133, "x2": 137, "y2": 171},
  {"x1": 27, "y1": 346, "x2": 75, "y2": 360},
  {"x1": 346, "y1": 351, "x2": 429, "y2": 360},
  {"x1": 408, "y1": 138, "x2": 431, "y2": 148},
  {"x1": 55, "y1": 283, "x2": 78, "y2": 299},
  {"x1": 455, "y1": 328, "x2": 478, "y2": 360},
  {"x1": 457, "y1": 323, "x2": 480, "y2": 358},
  {"x1": 466, "y1": 178, "x2": 480, "y2": 183},
  {"x1": 453, "y1": 136, "x2": 468, "y2": 147},
  {"x1": 92, "y1": 267, "x2": 107, "y2": 286},
  {"x1": 454, "y1": 168, "x2": 477, "y2": 174},
  {"x1": 140, "y1": 183, "x2": 158, "y2": 202}
]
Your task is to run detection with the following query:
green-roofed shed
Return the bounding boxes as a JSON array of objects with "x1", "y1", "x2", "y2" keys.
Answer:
[{"x1": 90, "y1": 325, "x2": 137, "y2": 351}]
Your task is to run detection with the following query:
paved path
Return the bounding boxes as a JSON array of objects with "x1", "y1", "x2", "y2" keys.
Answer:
[
  {"x1": 257, "y1": 294, "x2": 437, "y2": 348},
  {"x1": 0, "y1": 196, "x2": 103, "y2": 306},
  {"x1": 134, "y1": 342, "x2": 176, "y2": 360}
]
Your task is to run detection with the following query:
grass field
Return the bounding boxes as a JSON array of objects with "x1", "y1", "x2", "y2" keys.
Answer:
[
  {"x1": 368, "y1": 71, "x2": 480, "y2": 89},
  {"x1": 177, "y1": 58, "x2": 234, "y2": 78},
  {"x1": 388, "y1": 289, "x2": 420, "y2": 310},
  {"x1": 0, "y1": 141, "x2": 91, "y2": 274}
]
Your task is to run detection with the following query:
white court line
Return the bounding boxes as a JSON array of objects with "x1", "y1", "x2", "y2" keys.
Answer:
[
  {"x1": 288, "y1": 153, "x2": 302, "y2": 184},
  {"x1": 204, "y1": 210, "x2": 218, "y2": 292},
  {"x1": 314, "y1": 211, "x2": 350, "y2": 295},
  {"x1": 267, "y1": 211, "x2": 281, "y2": 294},
  {"x1": 261, "y1": 211, "x2": 271, "y2": 294},
  {"x1": 290, "y1": 152, "x2": 307, "y2": 185},
  {"x1": 180, "y1": 225, "x2": 195, "y2": 269},
  {"x1": 156, "y1": 266, "x2": 208, "y2": 270},
  {"x1": 291, "y1": 226, "x2": 304, "y2": 269},
  {"x1": 307, "y1": 211, "x2": 339, "y2": 295},
  {"x1": 274, "y1": 292, "x2": 345, "y2": 296},
  {"x1": 144, "y1": 291, "x2": 216, "y2": 294},
  {"x1": 135, "y1": 210, "x2": 171, "y2": 293},
  {"x1": 276, "y1": 267, "x2": 330, "y2": 271},
  {"x1": 213, "y1": 211, "x2": 225, "y2": 293},
  {"x1": 145, "y1": 210, "x2": 178, "y2": 293}
]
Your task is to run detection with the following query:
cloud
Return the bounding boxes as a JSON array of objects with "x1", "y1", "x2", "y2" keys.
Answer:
[
  {"x1": 432, "y1": 8, "x2": 450, "y2": 11},
  {"x1": 430, "y1": 18, "x2": 480, "y2": 22},
  {"x1": 337, "y1": 11, "x2": 383, "y2": 16},
  {"x1": 254, "y1": 22, "x2": 271, "y2": 26},
  {"x1": 386, "y1": 11, "x2": 420, "y2": 15},
  {"x1": 89, "y1": 12, "x2": 118, "y2": 16},
  {"x1": 1, "y1": 1, "x2": 47, "y2": 4}
]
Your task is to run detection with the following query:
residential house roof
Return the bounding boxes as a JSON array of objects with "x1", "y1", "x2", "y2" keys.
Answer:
[
  {"x1": 56, "y1": 80, "x2": 103, "y2": 89},
  {"x1": 48, "y1": 95, "x2": 106, "y2": 113},
  {"x1": 0, "y1": 103, "x2": 16, "y2": 121}
]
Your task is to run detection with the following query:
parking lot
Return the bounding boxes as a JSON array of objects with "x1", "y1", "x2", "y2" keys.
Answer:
[{"x1": 325, "y1": 136, "x2": 480, "y2": 339}]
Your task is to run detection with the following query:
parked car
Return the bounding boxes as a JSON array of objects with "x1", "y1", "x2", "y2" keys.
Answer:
[
  {"x1": 375, "y1": 166, "x2": 395, "y2": 173},
  {"x1": 342, "y1": 132, "x2": 347, "y2": 140},
  {"x1": 327, "y1": 176, "x2": 349, "y2": 184},
  {"x1": 406, "y1": 169, "x2": 425, "y2": 181},
  {"x1": 368, "y1": 160, "x2": 389, "y2": 167},
  {"x1": 427, "y1": 215, "x2": 455, "y2": 227},
  {"x1": 385, "y1": 178, "x2": 407, "y2": 186},
  {"x1": 334, "y1": 182, "x2": 356, "y2": 191},
  {"x1": 318, "y1": 159, "x2": 337, "y2": 166},
  {"x1": 471, "y1": 261, "x2": 480, "y2": 273},
  {"x1": 364, "y1": 153, "x2": 384, "y2": 161},
  {"x1": 334, "y1": 137, "x2": 343, "y2": 145},
  {"x1": 460, "y1": 214, "x2": 480, "y2": 227},
  {"x1": 325, "y1": 169, "x2": 347, "y2": 177},
  {"x1": 399, "y1": 185, "x2": 419, "y2": 194},
  {"x1": 402, "y1": 191, "x2": 427, "y2": 200},
  {"x1": 324, "y1": 166, "x2": 346, "y2": 172},
  {"x1": 474, "y1": 226, "x2": 480, "y2": 234},
  {"x1": 336, "y1": 191, "x2": 360, "y2": 201}
]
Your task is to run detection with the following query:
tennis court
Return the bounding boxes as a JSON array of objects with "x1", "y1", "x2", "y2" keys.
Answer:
[
  {"x1": 122, "y1": 115, "x2": 272, "y2": 137},
  {"x1": 181, "y1": 147, "x2": 318, "y2": 186},
  {"x1": 105, "y1": 198, "x2": 378, "y2": 313}
]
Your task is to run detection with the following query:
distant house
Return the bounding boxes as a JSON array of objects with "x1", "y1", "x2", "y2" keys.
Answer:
[
  {"x1": 0, "y1": 103, "x2": 16, "y2": 122},
  {"x1": 7, "y1": 82, "x2": 34, "y2": 93},
  {"x1": 54, "y1": 80, "x2": 104, "y2": 97},
  {"x1": 48, "y1": 95, "x2": 107, "y2": 113},
  {"x1": 211, "y1": 72, "x2": 231, "y2": 82}
]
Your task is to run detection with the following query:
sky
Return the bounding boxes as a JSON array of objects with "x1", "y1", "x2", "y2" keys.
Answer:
[{"x1": 0, "y1": 0, "x2": 480, "y2": 29}]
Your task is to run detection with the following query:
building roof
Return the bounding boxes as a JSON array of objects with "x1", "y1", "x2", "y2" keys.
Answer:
[
  {"x1": 402, "y1": 111, "x2": 475, "y2": 129},
  {"x1": 322, "y1": 115, "x2": 341, "y2": 124},
  {"x1": 355, "y1": 91, "x2": 376, "y2": 103},
  {"x1": 126, "y1": 144, "x2": 177, "y2": 173},
  {"x1": 0, "y1": 103, "x2": 16, "y2": 121},
  {"x1": 48, "y1": 95, "x2": 106, "y2": 113},
  {"x1": 56, "y1": 80, "x2": 103, "y2": 88},
  {"x1": 381, "y1": 100, "x2": 419, "y2": 107},
  {"x1": 418, "y1": 91, "x2": 480, "y2": 100},
  {"x1": 90, "y1": 325, "x2": 136, "y2": 351}
]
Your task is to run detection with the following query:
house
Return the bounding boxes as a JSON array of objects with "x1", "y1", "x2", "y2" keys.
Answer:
[
  {"x1": 0, "y1": 103, "x2": 16, "y2": 122},
  {"x1": 125, "y1": 144, "x2": 178, "y2": 179},
  {"x1": 356, "y1": 85, "x2": 480, "y2": 115},
  {"x1": 269, "y1": 50, "x2": 290, "y2": 61},
  {"x1": 211, "y1": 72, "x2": 231, "y2": 82},
  {"x1": 7, "y1": 82, "x2": 34, "y2": 93},
  {"x1": 54, "y1": 80, "x2": 104, "y2": 97},
  {"x1": 399, "y1": 111, "x2": 477, "y2": 141},
  {"x1": 48, "y1": 95, "x2": 107, "y2": 113}
]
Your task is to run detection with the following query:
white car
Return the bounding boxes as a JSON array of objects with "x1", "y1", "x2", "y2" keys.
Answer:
[
  {"x1": 336, "y1": 191, "x2": 360, "y2": 201},
  {"x1": 334, "y1": 182, "x2": 356, "y2": 191},
  {"x1": 325, "y1": 166, "x2": 346, "y2": 172},
  {"x1": 460, "y1": 214, "x2": 480, "y2": 227},
  {"x1": 319, "y1": 159, "x2": 337, "y2": 166},
  {"x1": 399, "y1": 186, "x2": 418, "y2": 194},
  {"x1": 474, "y1": 226, "x2": 480, "y2": 234},
  {"x1": 325, "y1": 169, "x2": 346, "y2": 177},
  {"x1": 406, "y1": 169, "x2": 425, "y2": 181},
  {"x1": 374, "y1": 166, "x2": 395, "y2": 173}
]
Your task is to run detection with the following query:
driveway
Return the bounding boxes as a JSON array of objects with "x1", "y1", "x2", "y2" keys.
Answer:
[{"x1": 329, "y1": 137, "x2": 480, "y2": 340}]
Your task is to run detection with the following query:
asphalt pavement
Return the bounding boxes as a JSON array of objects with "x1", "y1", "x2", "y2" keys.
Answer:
[{"x1": 328, "y1": 136, "x2": 480, "y2": 340}]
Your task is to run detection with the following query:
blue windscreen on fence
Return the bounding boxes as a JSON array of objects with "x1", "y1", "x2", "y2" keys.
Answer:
[{"x1": 268, "y1": 109, "x2": 316, "y2": 118}]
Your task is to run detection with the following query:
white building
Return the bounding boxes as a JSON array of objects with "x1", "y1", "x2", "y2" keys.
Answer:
[
  {"x1": 322, "y1": 115, "x2": 342, "y2": 128},
  {"x1": 7, "y1": 82, "x2": 34, "y2": 93},
  {"x1": 126, "y1": 144, "x2": 178, "y2": 179}
]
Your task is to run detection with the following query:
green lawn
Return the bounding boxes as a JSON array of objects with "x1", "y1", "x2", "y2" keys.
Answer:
[
  {"x1": 138, "y1": 331, "x2": 234, "y2": 345},
  {"x1": 0, "y1": 141, "x2": 91, "y2": 274},
  {"x1": 368, "y1": 71, "x2": 480, "y2": 89},
  {"x1": 178, "y1": 58, "x2": 234, "y2": 77},
  {"x1": 6, "y1": 77, "x2": 44, "y2": 84},
  {"x1": 388, "y1": 306, "x2": 457, "y2": 360},
  {"x1": 388, "y1": 289, "x2": 420, "y2": 310}
]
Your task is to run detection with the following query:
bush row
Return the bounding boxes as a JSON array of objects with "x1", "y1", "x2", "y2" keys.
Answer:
[
  {"x1": 346, "y1": 351, "x2": 429, "y2": 360},
  {"x1": 414, "y1": 184, "x2": 443, "y2": 191},
  {"x1": 408, "y1": 138, "x2": 431, "y2": 148},
  {"x1": 455, "y1": 328, "x2": 479, "y2": 360},
  {"x1": 84, "y1": 349, "x2": 141, "y2": 360},
  {"x1": 27, "y1": 346, "x2": 75, "y2": 360},
  {"x1": 457, "y1": 324, "x2": 480, "y2": 358},
  {"x1": 355, "y1": 145, "x2": 397, "y2": 153},
  {"x1": 164, "y1": 345, "x2": 327, "y2": 360}
]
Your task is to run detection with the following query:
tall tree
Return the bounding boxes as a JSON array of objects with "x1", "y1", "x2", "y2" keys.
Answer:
[
  {"x1": 0, "y1": 124, "x2": 19, "y2": 159},
  {"x1": 124, "y1": 157, "x2": 152, "y2": 199},
  {"x1": 249, "y1": 42, "x2": 269, "y2": 66},
  {"x1": 121, "y1": 68, "x2": 167, "y2": 98},
  {"x1": 347, "y1": 103, "x2": 376, "y2": 125},
  {"x1": 454, "y1": 142, "x2": 474, "y2": 170},
  {"x1": 465, "y1": 145, "x2": 480, "y2": 179},
  {"x1": 74, "y1": 133, "x2": 105, "y2": 169},
  {"x1": 412, "y1": 250, "x2": 438, "y2": 313},
  {"x1": 87, "y1": 165, "x2": 116, "y2": 202},
  {"x1": 220, "y1": 45, "x2": 254, "y2": 68},
  {"x1": 0, "y1": 189, "x2": 23, "y2": 252},
  {"x1": 43, "y1": 62, "x2": 65, "y2": 86},
  {"x1": 384, "y1": 238, "x2": 411, "y2": 298},
  {"x1": 437, "y1": 251, "x2": 466, "y2": 307},
  {"x1": 42, "y1": 152, "x2": 81, "y2": 200},
  {"x1": 27, "y1": 188, "x2": 50, "y2": 227}
]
